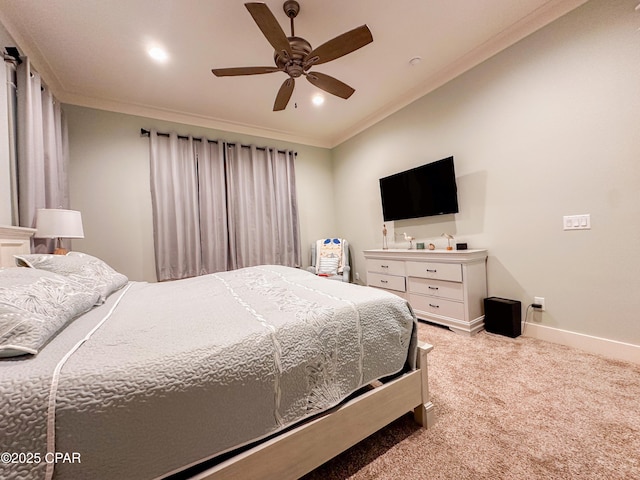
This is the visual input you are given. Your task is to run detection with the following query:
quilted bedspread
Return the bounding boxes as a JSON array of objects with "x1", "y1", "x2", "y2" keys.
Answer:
[{"x1": 0, "y1": 265, "x2": 416, "y2": 480}]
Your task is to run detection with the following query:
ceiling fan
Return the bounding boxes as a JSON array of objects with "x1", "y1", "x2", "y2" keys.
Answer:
[{"x1": 211, "y1": 1, "x2": 373, "y2": 111}]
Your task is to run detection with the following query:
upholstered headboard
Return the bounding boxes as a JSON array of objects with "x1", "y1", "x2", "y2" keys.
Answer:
[{"x1": 0, "y1": 225, "x2": 36, "y2": 268}]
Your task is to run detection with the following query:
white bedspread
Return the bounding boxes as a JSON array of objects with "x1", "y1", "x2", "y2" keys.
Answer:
[{"x1": 0, "y1": 265, "x2": 416, "y2": 480}]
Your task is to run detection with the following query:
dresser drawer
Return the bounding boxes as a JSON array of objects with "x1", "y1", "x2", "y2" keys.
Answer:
[
  {"x1": 368, "y1": 272, "x2": 406, "y2": 292},
  {"x1": 366, "y1": 259, "x2": 405, "y2": 277},
  {"x1": 406, "y1": 261, "x2": 462, "y2": 282},
  {"x1": 409, "y1": 294, "x2": 465, "y2": 320},
  {"x1": 407, "y1": 277, "x2": 464, "y2": 301}
]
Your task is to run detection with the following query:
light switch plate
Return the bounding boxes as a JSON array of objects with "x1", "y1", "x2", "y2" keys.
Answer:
[{"x1": 563, "y1": 214, "x2": 591, "y2": 230}]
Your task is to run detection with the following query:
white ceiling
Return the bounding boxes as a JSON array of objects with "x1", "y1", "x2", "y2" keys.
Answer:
[{"x1": 0, "y1": 0, "x2": 586, "y2": 148}]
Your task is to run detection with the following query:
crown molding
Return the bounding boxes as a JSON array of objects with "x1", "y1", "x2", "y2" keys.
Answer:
[{"x1": 58, "y1": 92, "x2": 331, "y2": 148}]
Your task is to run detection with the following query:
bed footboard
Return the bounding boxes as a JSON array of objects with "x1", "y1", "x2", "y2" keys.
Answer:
[
  {"x1": 413, "y1": 341, "x2": 435, "y2": 427},
  {"x1": 192, "y1": 342, "x2": 434, "y2": 480}
]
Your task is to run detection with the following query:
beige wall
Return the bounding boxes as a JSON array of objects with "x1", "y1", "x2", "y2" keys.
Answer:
[
  {"x1": 332, "y1": 0, "x2": 640, "y2": 345},
  {"x1": 65, "y1": 105, "x2": 334, "y2": 282}
]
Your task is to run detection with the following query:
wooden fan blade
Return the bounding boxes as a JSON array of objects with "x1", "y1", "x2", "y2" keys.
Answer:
[
  {"x1": 273, "y1": 78, "x2": 295, "y2": 111},
  {"x1": 304, "y1": 25, "x2": 373, "y2": 66},
  {"x1": 305, "y1": 72, "x2": 355, "y2": 99},
  {"x1": 212, "y1": 66, "x2": 280, "y2": 77},
  {"x1": 245, "y1": 3, "x2": 292, "y2": 59}
]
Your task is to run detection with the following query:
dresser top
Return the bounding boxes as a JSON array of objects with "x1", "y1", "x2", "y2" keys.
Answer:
[
  {"x1": 364, "y1": 248, "x2": 487, "y2": 262},
  {"x1": 0, "y1": 225, "x2": 36, "y2": 239}
]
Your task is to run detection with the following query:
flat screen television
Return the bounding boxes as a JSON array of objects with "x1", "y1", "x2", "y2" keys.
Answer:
[{"x1": 379, "y1": 156, "x2": 459, "y2": 221}]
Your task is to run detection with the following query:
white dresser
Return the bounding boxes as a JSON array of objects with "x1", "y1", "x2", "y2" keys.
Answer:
[
  {"x1": 364, "y1": 248, "x2": 488, "y2": 336},
  {"x1": 0, "y1": 225, "x2": 36, "y2": 268}
]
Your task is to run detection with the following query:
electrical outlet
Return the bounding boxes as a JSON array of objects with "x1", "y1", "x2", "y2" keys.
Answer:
[{"x1": 534, "y1": 296, "x2": 545, "y2": 311}]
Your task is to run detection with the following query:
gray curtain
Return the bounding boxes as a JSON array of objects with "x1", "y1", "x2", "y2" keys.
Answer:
[
  {"x1": 1, "y1": 57, "x2": 18, "y2": 225},
  {"x1": 149, "y1": 131, "x2": 201, "y2": 281},
  {"x1": 148, "y1": 132, "x2": 300, "y2": 281},
  {"x1": 16, "y1": 57, "x2": 69, "y2": 252},
  {"x1": 197, "y1": 137, "x2": 229, "y2": 274},
  {"x1": 226, "y1": 144, "x2": 300, "y2": 270}
]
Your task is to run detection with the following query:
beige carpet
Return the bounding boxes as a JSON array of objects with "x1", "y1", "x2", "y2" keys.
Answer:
[{"x1": 304, "y1": 322, "x2": 640, "y2": 479}]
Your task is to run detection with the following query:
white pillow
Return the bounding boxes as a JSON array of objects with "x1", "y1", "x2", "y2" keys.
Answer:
[
  {"x1": 14, "y1": 252, "x2": 128, "y2": 304},
  {"x1": 0, "y1": 268, "x2": 99, "y2": 357},
  {"x1": 318, "y1": 256, "x2": 340, "y2": 275}
]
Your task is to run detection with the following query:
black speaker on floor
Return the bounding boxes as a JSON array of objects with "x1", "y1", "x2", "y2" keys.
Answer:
[{"x1": 483, "y1": 297, "x2": 521, "y2": 338}]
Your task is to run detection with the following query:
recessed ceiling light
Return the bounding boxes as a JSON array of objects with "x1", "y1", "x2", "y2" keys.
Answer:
[
  {"x1": 312, "y1": 94, "x2": 325, "y2": 106},
  {"x1": 148, "y1": 47, "x2": 168, "y2": 62}
]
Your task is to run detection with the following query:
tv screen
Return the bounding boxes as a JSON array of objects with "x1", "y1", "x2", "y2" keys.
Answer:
[{"x1": 379, "y1": 156, "x2": 459, "y2": 221}]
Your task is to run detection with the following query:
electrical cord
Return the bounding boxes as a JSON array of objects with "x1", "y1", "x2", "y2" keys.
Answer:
[{"x1": 523, "y1": 303, "x2": 543, "y2": 334}]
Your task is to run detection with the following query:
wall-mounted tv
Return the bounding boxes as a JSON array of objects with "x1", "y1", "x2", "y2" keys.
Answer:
[{"x1": 379, "y1": 156, "x2": 459, "y2": 221}]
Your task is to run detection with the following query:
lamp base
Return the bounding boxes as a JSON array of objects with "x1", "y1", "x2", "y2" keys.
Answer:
[{"x1": 52, "y1": 236, "x2": 68, "y2": 255}]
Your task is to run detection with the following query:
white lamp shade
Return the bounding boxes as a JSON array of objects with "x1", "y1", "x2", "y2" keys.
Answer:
[{"x1": 35, "y1": 209, "x2": 85, "y2": 239}]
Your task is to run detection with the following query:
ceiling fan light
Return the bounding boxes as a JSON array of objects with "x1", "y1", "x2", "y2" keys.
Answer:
[{"x1": 312, "y1": 94, "x2": 325, "y2": 106}]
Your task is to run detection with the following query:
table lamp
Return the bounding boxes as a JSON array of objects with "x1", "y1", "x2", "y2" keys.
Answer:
[{"x1": 35, "y1": 208, "x2": 84, "y2": 255}]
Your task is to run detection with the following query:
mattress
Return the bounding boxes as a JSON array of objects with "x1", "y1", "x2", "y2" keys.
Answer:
[{"x1": 0, "y1": 265, "x2": 417, "y2": 480}]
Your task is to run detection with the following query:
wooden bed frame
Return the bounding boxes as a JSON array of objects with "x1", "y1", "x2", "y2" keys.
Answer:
[
  {"x1": 193, "y1": 342, "x2": 434, "y2": 480},
  {"x1": 0, "y1": 225, "x2": 434, "y2": 480}
]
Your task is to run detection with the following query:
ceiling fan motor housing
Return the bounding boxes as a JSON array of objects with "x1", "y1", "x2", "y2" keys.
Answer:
[{"x1": 274, "y1": 36, "x2": 311, "y2": 77}]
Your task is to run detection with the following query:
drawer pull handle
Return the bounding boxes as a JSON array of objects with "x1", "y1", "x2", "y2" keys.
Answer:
[
  {"x1": 426, "y1": 269, "x2": 437, "y2": 273},
  {"x1": 429, "y1": 303, "x2": 440, "y2": 308},
  {"x1": 381, "y1": 265, "x2": 389, "y2": 268},
  {"x1": 381, "y1": 280, "x2": 388, "y2": 284},
  {"x1": 428, "y1": 286, "x2": 439, "y2": 290}
]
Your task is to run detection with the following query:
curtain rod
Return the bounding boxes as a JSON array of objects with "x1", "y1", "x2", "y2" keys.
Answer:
[
  {"x1": 140, "y1": 128, "x2": 296, "y2": 156},
  {"x1": 4, "y1": 47, "x2": 22, "y2": 64}
]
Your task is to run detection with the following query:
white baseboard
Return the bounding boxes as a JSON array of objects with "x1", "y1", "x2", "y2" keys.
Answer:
[{"x1": 522, "y1": 322, "x2": 640, "y2": 365}]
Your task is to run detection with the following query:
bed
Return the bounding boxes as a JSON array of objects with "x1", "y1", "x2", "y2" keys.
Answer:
[{"x1": 0, "y1": 226, "x2": 434, "y2": 480}]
